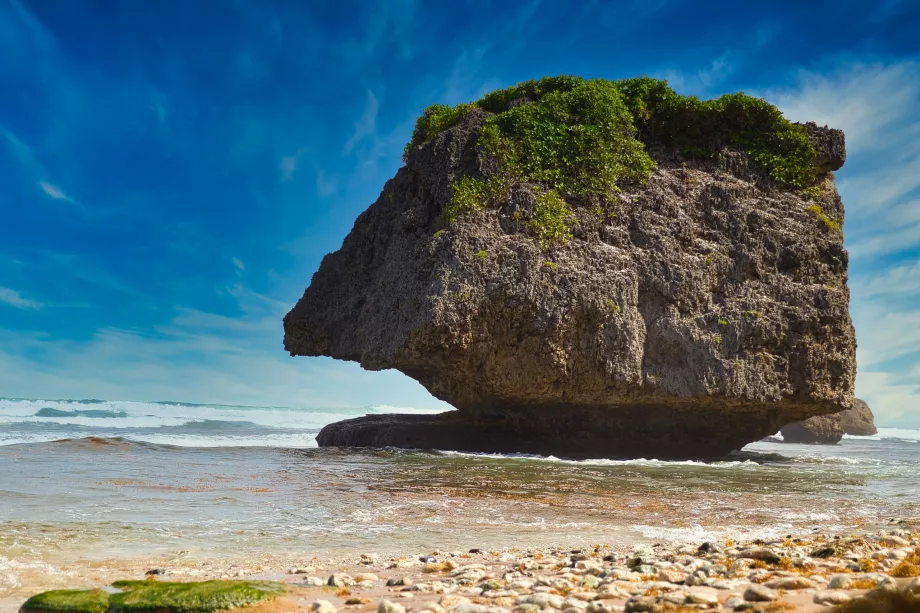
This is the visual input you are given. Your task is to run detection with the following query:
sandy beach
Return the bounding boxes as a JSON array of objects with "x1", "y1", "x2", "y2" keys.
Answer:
[{"x1": 6, "y1": 527, "x2": 920, "y2": 613}]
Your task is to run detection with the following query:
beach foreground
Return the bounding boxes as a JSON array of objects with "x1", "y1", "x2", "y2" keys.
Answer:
[{"x1": 6, "y1": 528, "x2": 920, "y2": 613}]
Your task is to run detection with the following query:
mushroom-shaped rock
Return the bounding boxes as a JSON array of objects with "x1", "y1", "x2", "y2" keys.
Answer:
[{"x1": 284, "y1": 76, "x2": 856, "y2": 460}]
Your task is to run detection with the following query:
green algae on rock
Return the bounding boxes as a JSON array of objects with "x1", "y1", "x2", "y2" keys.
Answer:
[
  {"x1": 20, "y1": 581, "x2": 286, "y2": 613},
  {"x1": 20, "y1": 589, "x2": 110, "y2": 613}
]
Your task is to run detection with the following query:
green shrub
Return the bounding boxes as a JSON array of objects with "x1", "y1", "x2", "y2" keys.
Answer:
[
  {"x1": 404, "y1": 103, "x2": 476, "y2": 159},
  {"x1": 530, "y1": 189, "x2": 575, "y2": 249},
  {"x1": 403, "y1": 75, "x2": 821, "y2": 249},
  {"x1": 475, "y1": 249, "x2": 488, "y2": 260}
]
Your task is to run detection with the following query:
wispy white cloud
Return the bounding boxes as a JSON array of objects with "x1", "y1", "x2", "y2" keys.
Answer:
[
  {"x1": 38, "y1": 181, "x2": 72, "y2": 202},
  {"x1": 0, "y1": 282, "x2": 450, "y2": 409},
  {"x1": 231, "y1": 257, "x2": 246, "y2": 272},
  {"x1": 280, "y1": 147, "x2": 309, "y2": 182},
  {"x1": 343, "y1": 90, "x2": 380, "y2": 154},
  {"x1": 316, "y1": 170, "x2": 339, "y2": 198},
  {"x1": 764, "y1": 59, "x2": 920, "y2": 427},
  {"x1": 0, "y1": 287, "x2": 42, "y2": 310},
  {"x1": 658, "y1": 50, "x2": 736, "y2": 97}
]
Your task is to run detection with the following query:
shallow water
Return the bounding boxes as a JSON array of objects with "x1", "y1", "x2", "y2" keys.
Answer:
[{"x1": 1, "y1": 398, "x2": 919, "y2": 565}]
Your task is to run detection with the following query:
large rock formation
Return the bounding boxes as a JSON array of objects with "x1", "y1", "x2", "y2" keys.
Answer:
[
  {"x1": 780, "y1": 398, "x2": 877, "y2": 443},
  {"x1": 285, "y1": 77, "x2": 856, "y2": 459}
]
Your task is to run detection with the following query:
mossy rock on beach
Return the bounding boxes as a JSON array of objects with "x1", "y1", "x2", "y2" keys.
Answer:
[
  {"x1": 19, "y1": 589, "x2": 110, "y2": 613},
  {"x1": 20, "y1": 580, "x2": 286, "y2": 613}
]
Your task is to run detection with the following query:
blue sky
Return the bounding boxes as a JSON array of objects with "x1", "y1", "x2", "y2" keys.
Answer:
[{"x1": 1, "y1": 0, "x2": 919, "y2": 426}]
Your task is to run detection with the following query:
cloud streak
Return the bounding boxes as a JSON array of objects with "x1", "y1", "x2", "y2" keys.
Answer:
[
  {"x1": 343, "y1": 90, "x2": 380, "y2": 154},
  {"x1": 766, "y1": 59, "x2": 920, "y2": 426},
  {"x1": 0, "y1": 287, "x2": 42, "y2": 310}
]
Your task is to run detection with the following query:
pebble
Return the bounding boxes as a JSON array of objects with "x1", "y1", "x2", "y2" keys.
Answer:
[
  {"x1": 878, "y1": 535, "x2": 910, "y2": 547},
  {"x1": 624, "y1": 597, "x2": 659, "y2": 613},
  {"x1": 724, "y1": 597, "x2": 744, "y2": 611},
  {"x1": 866, "y1": 578, "x2": 901, "y2": 599},
  {"x1": 380, "y1": 600, "x2": 407, "y2": 613},
  {"x1": 907, "y1": 577, "x2": 920, "y2": 596},
  {"x1": 328, "y1": 573, "x2": 355, "y2": 587},
  {"x1": 743, "y1": 584, "x2": 779, "y2": 602},
  {"x1": 828, "y1": 575, "x2": 851, "y2": 589},
  {"x1": 517, "y1": 594, "x2": 564, "y2": 609},
  {"x1": 346, "y1": 598, "x2": 372, "y2": 605},
  {"x1": 312, "y1": 600, "x2": 337, "y2": 613},
  {"x1": 355, "y1": 573, "x2": 379, "y2": 582},
  {"x1": 736, "y1": 548, "x2": 782, "y2": 564},
  {"x1": 657, "y1": 567, "x2": 685, "y2": 584},
  {"x1": 686, "y1": 589, "x2": 719, "y2": 606},
  {"x1": 291, "y1": 566, "x2": 317, "y2": 574},
  {"x1": 813, "y1": 591, "x2": 851, "y2": 606},
  {"x1": 388, "y1": 577, "x2": 413, "y2": 587},
  {"x1": 765, "y1": 576, "x2": 816, "y2": 590},
  {"x1": 304, "y1": 576, "x2": 325, "y2": 587}
]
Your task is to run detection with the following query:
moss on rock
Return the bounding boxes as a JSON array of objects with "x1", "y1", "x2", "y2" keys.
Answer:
[
  {"x1": 20, "y1": 589, "x2": 110, "y2": 613},
  {"x1": 21, "y1": 581, "x2": 286, "y2": 613},
  {"x1": 404, "y1": 75, "x2": 822, "y2": 249}
]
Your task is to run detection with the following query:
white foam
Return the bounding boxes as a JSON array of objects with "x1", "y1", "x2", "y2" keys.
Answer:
[
  {"x1": 435, "y1": 449, "x2": 758, "y2": 468},
  {"x1": 0, "y1": 397, "x2": 442, "y2": 447},
  {"x1": 844, "y1": 427, "x2": 920, "y2": 442}
]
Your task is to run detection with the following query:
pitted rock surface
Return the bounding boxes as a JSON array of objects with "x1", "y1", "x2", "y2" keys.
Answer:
[{"x1": 284, "y1": 110, "x2": 856, "y2": 459}]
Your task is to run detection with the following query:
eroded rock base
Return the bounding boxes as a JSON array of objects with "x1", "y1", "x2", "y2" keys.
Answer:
[{"x1": 316, "y1": 407, "x2": 814, "y2": 460}]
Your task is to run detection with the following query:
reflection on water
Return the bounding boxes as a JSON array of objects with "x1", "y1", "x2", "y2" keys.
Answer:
[{"x1": 1, "y1": 435, "x2": 919, "y2": 564}]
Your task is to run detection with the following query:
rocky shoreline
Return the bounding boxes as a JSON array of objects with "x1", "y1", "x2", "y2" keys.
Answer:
[{"x1": 9, "y1": 528, "x2": 920, "y2": 613}]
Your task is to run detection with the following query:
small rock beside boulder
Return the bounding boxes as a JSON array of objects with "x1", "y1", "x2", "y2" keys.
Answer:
[{"x1": 781, "y1": 397, "x2": 878, "y2": 444}]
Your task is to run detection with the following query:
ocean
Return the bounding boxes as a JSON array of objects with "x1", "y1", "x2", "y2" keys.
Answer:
[{"x1": 1, "y1": 397, "x2": 919, "y2": 570}]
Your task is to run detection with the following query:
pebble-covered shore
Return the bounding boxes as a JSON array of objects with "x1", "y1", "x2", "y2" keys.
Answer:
[{"x1": 8, "y1": 529, "x2": 920, "y2": 613}]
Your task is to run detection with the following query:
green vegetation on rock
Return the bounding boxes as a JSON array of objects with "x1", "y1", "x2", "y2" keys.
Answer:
[
  {"x1": 404, "y1": 75, "x2": 821, "y2": 250},
  {"x1": 21, "y1": 589, "x2": 110, "y2": 613},
  {"x1": 530, "y1": 189, "x2": 576, "y2": 249},
  {"x1": 806, "y1": 203, "x2": 842, "y2": 235},
  {"x1": 21, "y1": 581, "x2": 285, "y2": 613}
]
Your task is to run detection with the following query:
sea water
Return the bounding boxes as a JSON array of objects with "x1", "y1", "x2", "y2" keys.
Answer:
[{"x1": 1, "y1": 397, "x2": 919, "y2": 566}]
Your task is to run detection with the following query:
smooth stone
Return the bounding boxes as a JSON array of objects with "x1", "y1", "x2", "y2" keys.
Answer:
[
  {"x1": 685, "y1": 590, "x2": 718, "y2": 606},
  {"x1": 518, "y1": 594, "x2": 564, "y2": 609},
  {"x1": 813, "y1": 591, "x2": 851, "y2": 606},
  {"x1": 561, "y1": 598, "x2": 588, "y2": 610},
  {"x1": 743, "y1": 585, "x2": 779, "y2": 602},
  {"x1": 313, "y1": 600, "x2": 338, "y2": 613},
  {"x1": 380, "y1": 600, "x2": 407, "y2": 613},
  {"x1": 736, "y1": 549, "x2": 781, "y2": 564},
  {"x1": 581, "y1": 575, "x2": 602, "y2": 590},
  {"x1": 765, "y1": 577, "x2": 816, "y2": 590},
  {"x1": 907, "y1": 577, "x2": 920, "y2": 596},
  {"x1": 304, "y1": 576, "x2": 326, "y2": 587},
  {"x1": 828, "y1": 575, "x2": 851, "y2": 589},
  {"x1": 585, "y1": 602, "x2": 620, "y2": 613},
  {"x1": 724, "y1": 597, "x2": 744, "y2": 611},
  {"x1": 328, "y1": 573, "x2": 355, "y2": 587},
  {"x1": 866, "y1": 579, "x2": 900, "y2": 599},
  {"x1": 623, "y1": 597, "x2": 661, "y2": 613},
  {"x1": 657, "y1": 568, "x2": 685, "y2": 584},
  {"x1": 878, "y1": 535, "x2": 910, "y2": 547}
]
